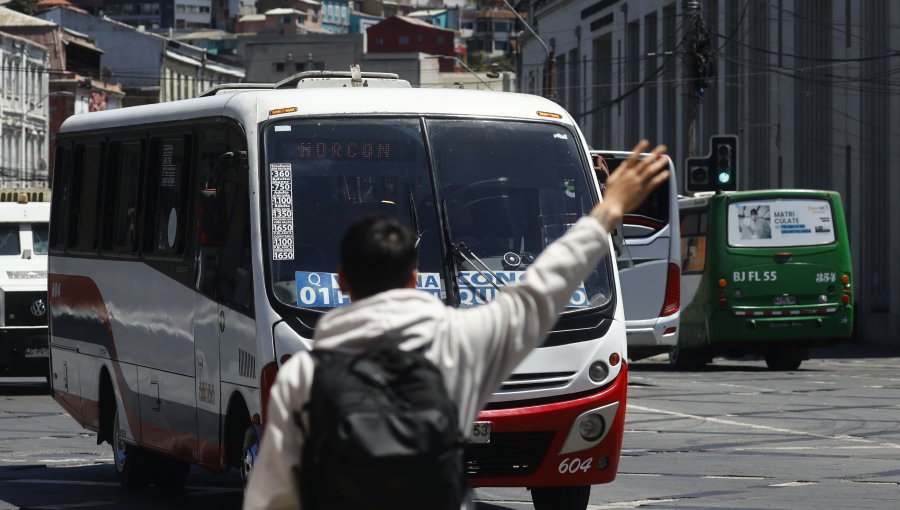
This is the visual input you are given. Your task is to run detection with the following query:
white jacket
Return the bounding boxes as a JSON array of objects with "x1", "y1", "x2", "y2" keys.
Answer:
[{"x1": 243, "y1": 216, "x2": 610, "y2": 510}]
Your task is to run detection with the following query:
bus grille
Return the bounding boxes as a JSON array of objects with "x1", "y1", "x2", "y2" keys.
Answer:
[
  {"x1": 498, "y1": 371, "x2": 575, "y2": 392},
  {"x1": 465, "y1": 431, "x2": 553, "y2": 477},
  {"x1": 5, "y1": 291, "x2": 47, "y2": 327}
]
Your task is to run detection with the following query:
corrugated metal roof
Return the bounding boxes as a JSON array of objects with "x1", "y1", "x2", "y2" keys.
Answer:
[{"x1": 0, "y1": 6, "x2": 56, "y2": 27}]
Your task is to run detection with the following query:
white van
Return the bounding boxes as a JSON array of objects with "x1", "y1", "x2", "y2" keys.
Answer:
[
  {"x1": 590, "y1": 151, "x2": 680, "y2": 360},
  {"x1": 0, "y1": 188, "x2": 50, "y2": 379}
]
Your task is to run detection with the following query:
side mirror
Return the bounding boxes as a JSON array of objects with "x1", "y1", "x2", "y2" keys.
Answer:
[
  {"x1": 21, "y1": 248, "x2": 32, "y2": 260},
  {"x1": 213, "y1": 151, "x2": 248, "y2": 186}
]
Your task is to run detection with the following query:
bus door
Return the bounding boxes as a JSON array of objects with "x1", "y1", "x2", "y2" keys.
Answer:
[{"x1": 194, "y1": 130, "x2": 255, "y2": 468}]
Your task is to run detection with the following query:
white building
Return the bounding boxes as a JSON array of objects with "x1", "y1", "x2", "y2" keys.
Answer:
[
  {"x1": 0, "y1": 31, "x2": 49, "y2": 187},
  {"x1": 520, "y1": 0, "x2": 900, "y2": 344}
]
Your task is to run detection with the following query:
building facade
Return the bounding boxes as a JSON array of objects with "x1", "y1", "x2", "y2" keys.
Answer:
[
  {"x1": 367, "y1": 15, "x2": 458, "y2": 71},
  {"x1": 38, "y1": 6, "x2": 244, "y2": 105},
  {"x1": 0, "y1": 32, "x2": 49, "y2": 187},
  {"x1": 237, "y1": 33, "x2": 363, "y2": 82},
  {"x1": 0, "y1": 6, "x2": 125, "y2": 172},
  {"x1": 519, "y1": 0, "x2": 900, "y2": 344}
]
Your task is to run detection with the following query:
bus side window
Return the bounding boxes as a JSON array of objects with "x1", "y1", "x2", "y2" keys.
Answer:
[
  {"x1": 50, "y1": 144, "x2": 72, "y2": 252},
  {"x1": 145, "y1": 136, "x2": 191, "y2": 257},
  {"x1": 680, "y1": 210, "x2": 708, "y2": 273},
  {"x1": 71, "y1": 143, "x2": 105, "y2": 253}
]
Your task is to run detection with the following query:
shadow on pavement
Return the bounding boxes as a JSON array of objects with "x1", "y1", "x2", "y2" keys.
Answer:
[
  {"x1": 0, "y1": 378, "x2": 51, "y2": 396},
  {"x1": 811, "y1": 341, "x2": 900, "y2": 359},
  {"x1": 0, "y1": 463, "x2": 243, "y2": 510}
]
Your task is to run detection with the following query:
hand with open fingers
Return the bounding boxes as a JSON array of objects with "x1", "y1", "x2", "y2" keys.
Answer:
[{"x1": 590, "y1": 140, "x2": 670, "y2": 231}]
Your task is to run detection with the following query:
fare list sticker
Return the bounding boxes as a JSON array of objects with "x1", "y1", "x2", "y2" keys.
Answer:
[
  {"x1": 161, "y1": 144, "x2": 176, "y2": 187},
  {"x1": 270, "y1": 163, "x2": 294, "y2": 260}
]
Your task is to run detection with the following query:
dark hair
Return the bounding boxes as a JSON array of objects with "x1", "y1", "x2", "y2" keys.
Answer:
[
  {"x1": 340, "y1": 215, "x2": 417, "y2": 299},
  {"x1": 750, "y1": 208, "x2": 758, "y2": 215}
]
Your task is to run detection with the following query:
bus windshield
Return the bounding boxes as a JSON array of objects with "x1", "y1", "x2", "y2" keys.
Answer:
[
  {"x1": 263, "y1": 118, "x2": 611, "y2": 311},
  {"x1": 728, "y1": 198, "x2": 836, "y2": 248}
]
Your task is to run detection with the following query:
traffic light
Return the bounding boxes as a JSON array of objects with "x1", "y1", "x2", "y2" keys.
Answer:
[
  {"x1": 715, "y1": 139, "x2": 736, "y2": 187},
  {"x1": 684, "y1": 135, "x2": 738, "y2": 193}
]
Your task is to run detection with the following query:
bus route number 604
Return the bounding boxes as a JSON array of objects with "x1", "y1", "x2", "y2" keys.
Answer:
[{"x1": 558, "y1": 456, "x2": 593, "y2": 474}]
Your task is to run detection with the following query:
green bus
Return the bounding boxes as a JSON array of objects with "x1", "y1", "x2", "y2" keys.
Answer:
[{"x1": 677, "y1": 190, "x2": 853, "y2": 370}]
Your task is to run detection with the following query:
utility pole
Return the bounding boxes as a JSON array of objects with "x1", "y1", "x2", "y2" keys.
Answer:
[
  {"x1": 683, "y1": 0, "x2": 713, "y2": 159},
  {"x1": 501, "y1": 0, "x2": 555, "y2": 102}
]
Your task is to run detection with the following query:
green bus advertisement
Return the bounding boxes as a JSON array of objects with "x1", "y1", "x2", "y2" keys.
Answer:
[{"x1": 677, "y1": 190, "x2": 853, "y2": 370}]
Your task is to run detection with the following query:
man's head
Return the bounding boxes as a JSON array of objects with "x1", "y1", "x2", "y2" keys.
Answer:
[
  {"x1": 338, "y1": 215, "x2": 418, "y2": 300},
  {"x1": 750, "y1": 208, "x2": 758, "y2": 220}
]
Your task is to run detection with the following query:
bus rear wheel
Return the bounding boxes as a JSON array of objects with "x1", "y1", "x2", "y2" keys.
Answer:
[
  {"x1": 668, "y1": 347, "x2": 709, "y2": 368},
  {"x1": 530, "y1": 485, "x2": 590, "y2": 510}
]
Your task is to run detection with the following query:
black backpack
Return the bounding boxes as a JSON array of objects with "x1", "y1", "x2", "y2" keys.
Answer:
[{"x1": 294, "y1": 345, "x2": 466, "y2": 510}]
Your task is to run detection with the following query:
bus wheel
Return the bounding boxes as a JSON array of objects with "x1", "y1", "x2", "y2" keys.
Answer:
[
  {"x1": 765, "y1": 350, "x2": 802, "y2": 371},
  {"x1": 112, "y1": 408, "x2": 152, "y2": 487},
  {"x1": 530, "y1": 485, "x2": 590, "y2": 510},
  {"x1": 240, "y1": 425, "x2": 260, "y2": 485},
  {"x1": 668, "y1": 347, "x2": 708, "y2": 368}
]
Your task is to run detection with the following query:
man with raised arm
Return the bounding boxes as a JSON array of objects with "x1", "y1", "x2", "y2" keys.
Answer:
[{"x1": 244, "y1": 141, "x2": 670, "y2": 510}]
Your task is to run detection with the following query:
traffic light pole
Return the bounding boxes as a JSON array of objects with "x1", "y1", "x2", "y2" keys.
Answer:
[{"x1": 684, "y1": 0, "x2": 702, "y2": 159}]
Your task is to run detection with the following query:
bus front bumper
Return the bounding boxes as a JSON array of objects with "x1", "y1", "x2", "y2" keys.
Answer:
[
  {"x1": 0, "y1": 327, "x2": 49, "y2": 378},
  {"x1": 467, "y1": 363, "x2": 628, "y2": 488}
]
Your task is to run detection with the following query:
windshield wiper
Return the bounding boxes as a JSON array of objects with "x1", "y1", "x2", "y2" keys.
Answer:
[
  {"x1": 407, "y1": 189, "x2": 422, "y2": 248},
  {"x1": 453, "y1": 241, "x2": 505, "y2": 291},
  {"x1": 439, "y1": 200, "x2": 460, "y2": 306}
]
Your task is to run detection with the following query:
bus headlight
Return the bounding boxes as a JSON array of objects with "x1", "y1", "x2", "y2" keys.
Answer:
[
  {"x1": 579, "y1": 414, "x2": 605, "y2": 441},
  {"x1": 588, "y1": 361, "x2": 609, "y2": 382}
]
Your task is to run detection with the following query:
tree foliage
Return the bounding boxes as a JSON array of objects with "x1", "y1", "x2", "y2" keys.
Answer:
[{"x1": 8, "y1": 0, "x2": 41, "y2": 15}]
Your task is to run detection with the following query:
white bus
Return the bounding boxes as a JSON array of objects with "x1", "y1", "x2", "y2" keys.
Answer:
[
  {"x1": 49, "y1": 69, "x2": 628, "y2": 509},
  {"x1": 590, "y1": 151, "x2": 680, "y2": 361},
  {"x1": 0, "y1": 188, "x2": 50, "y2": 380}
]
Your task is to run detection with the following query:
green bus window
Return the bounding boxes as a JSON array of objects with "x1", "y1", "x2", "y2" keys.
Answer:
[{"x1": 681, "y1": 237, "x2": 706, "y2": 273}]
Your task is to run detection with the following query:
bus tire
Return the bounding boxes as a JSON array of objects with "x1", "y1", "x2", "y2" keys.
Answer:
[
  {"x1": 530, "y1": 485, "x2": 590, "y2": 510},
  {"x1": 668, "y1": 347, "x2": 708, "y2": 368},
  {"x1": 112, "y1": 407, "x2": 152, "y2": 487},
  {"x1": 240, "y1": 425, "x2": 260, "y2": 486},
  {"x1": 765, "y1": 351, "x2": 802, "y2": 371}
]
